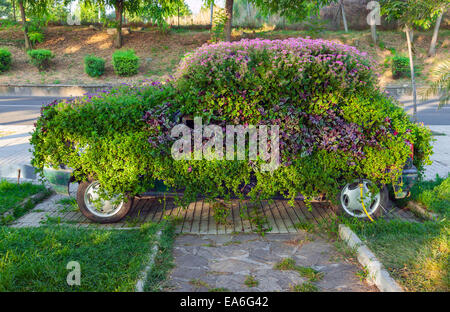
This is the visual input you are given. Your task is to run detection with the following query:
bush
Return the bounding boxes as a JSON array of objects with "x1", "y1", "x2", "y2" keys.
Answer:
[
  {"x1": 31, "y1": 38, "x2": 433, "y2": 207},
  {"x1": 0, "y1": 48, "x2": 12, "y2": 72},
  {"x1": 112, "y1": 49, "x2": 139, "y2": 76},
  {"x1": 27, "y1": 49, "x2": 54, "y2": 71},
  {"x1": 84, "y1": 55, "x2": 105, "y2": 77},
  {"x1": 392, "y1": 55, "x2": 410, "y2": 79}
]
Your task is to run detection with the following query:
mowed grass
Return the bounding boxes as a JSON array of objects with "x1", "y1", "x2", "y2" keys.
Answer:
[
  {"x1": 350, "y1": 176, "x2": 449, "y2": 292},
  {"x1": 0, "y1": 179, "x2": 47, "y2": 216},
  {"x1": 0, "y1": 221, "x2": 175, "y2": 291},
  {"x1": 406, "y1": 175, "x2": 450, "y2": 217}
]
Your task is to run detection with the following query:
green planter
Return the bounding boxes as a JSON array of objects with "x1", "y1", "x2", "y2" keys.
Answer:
[{"x1": 43, "y1": 167, "x2": 72, "y2": 195}]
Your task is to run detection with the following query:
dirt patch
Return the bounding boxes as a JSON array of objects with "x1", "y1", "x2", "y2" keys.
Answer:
[
  {"x1": 0, "y1": 26, "x2": 211, "y2": 85},
  {"x1": 0, "y1": 26, "x2": 448, "y2": 86}
]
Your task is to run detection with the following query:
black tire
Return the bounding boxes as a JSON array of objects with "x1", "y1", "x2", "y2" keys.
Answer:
[
  {"x1": 337, "y1": 180, "x2": 388, "y2": 220},
  {"x1": 77, "y1": 180, "x2": 134, "y2": 223}
]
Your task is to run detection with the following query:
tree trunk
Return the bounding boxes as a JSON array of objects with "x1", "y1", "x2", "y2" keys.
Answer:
[
  {"x1": 428, "y1": 11, "x2": 443, "y2": 57},
  {"x1": 210, "y1": 2, "x2": 214, "y2": 27},
  {"x1": 12, "y1": 0, "x2": 16, "y2": 21},
  {"x1": 17, "y1": 0, "x2": 31, "y2": 50},
  {"x1": 405, "y1": 25, "x2": 417, "y2": 123},
  {"x1": 340, "y1": 1, "x2": 348, "y2": 32},
  {"x1": 114, "y1": 1, "x2": 124, "y2": 48},
  {"x1": 371, "y1": 24, "x2": 377, "y2": 43},
  {"x1": 224, "y1": 0, "x2": 234, "y2": 42}
]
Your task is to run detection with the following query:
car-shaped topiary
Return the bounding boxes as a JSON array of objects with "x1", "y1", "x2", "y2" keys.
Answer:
[{"x1": 31, "y1": 38, "x2": 433, "y2": 223}]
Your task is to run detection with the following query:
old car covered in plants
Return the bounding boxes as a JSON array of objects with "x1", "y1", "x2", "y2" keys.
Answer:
[{"x1": 31, "y1": 38, "x2": 432, "y2": 223}]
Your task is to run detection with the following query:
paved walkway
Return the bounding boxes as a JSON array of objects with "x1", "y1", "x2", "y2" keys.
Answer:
[
  {"x1": 166, "y1": 233, "x2": 377, "y2": 292},
  {"x1": 0, "y1": 125, "x2": 36, "y2": 179},
  {"x1": 424, "y1": 126, "x2": 450, "y2": 180}
]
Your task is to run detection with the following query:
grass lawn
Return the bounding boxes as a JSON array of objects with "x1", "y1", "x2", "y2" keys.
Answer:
[
  {"x1": 405, "y1": 174, "x2": 450, "y2": 217},
  {"x1": 0, "y1": 220, "x2": 175, "y2": 291},
  {"x1": 0, "y1": 179, "x2": 50, "y2": 224},
  {"x1": 349, "y1": 176, "x2": 449, "y2": 292}
]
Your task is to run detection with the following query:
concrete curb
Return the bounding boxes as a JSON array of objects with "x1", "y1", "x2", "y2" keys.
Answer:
[
  {"x1": 338, "y1": 224, "x2": 403, "y2": 292},
  {"x1": 1, "y1": 188, "x2": 52, "y2": 220},
  {"x1": 407, "y1": 201, "x2": 439, "y2": 221},
  {"x1": 135, "y1": 229, "x2": 163, "y2": 292},
  {"x1": 0, "y1": 84, "x2": 114, "y2": 97}
]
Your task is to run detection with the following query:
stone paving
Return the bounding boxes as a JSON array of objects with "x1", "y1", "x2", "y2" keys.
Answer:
[
  {"x1": 165, "y1": 233, "x2": 377, "y2": 292},
  {"x1": 0, "y1": 125, "x2": 36, "y2": 179},
  {"x1": 424, "y1": 126, "x2": 450, "y2": 180}
]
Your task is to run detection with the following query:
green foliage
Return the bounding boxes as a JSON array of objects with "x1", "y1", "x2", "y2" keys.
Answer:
[
  {"x1": 274, "y1": 258, "x2": 323, "y2": 281},
  {"x1": 0, "y1": 48, "x2": 12, "y2": 72},
  {"x1": 0, "y1": 179, "x2": 48, "y2": 225},
  {"x1": 421, "y1": 60, "x2": 450, "y2": 108},
  {"x1": 380, "y1": 0, "x2": 448, "y2": 29},
  {"x1": 28, "y1": 31, "x2": 44, "y2": 44},
  {"x1": 27, "y1": 17, "x2": 47, "y2": 45},
  {"x1": 244, "y1": 275, "x2": 259, "y2": 287},
  {"x1": 351, "y1": 218, "x2": 449, "y2": 292},
  {"x1": 30, "y1": 38, "x2": 433, "y2": 212},
  {"x1": 408, "y1": 174, "x2": 450, "y2": 217},
  {"x1": 210, "y1": 7, "x2": 227, "y2": 43},
  {"x1": 27, "y1": 49, "x2": 54, "y2": 70},
  {"x1": 250, "y1": 0, "x2": 336, "y2": 22},
  {"x1": 84, "y1": 54, "x2": 105, "y2": 77},
  {"x1": 112, "y1": 49, "x2": 139, "y2": 76},
  {"x1": 392, "y1": 55, "x2": 410, "y2": 79}
]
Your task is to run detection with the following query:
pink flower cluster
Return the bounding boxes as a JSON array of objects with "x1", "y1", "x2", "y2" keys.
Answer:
[{"x1": 175, "y1": 37, "x2": 375, "y2": 83}]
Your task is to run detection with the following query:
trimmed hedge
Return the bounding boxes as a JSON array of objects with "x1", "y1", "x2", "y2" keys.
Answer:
[
  {"x1": 0, "y1": 48, "x2": 12, "y2": 72},
  {"x1": 27, "y1": 49, "x2": 54, "y2": 71},
  {"x1": 392, "y1": 55, "x2": 410, "y2": 79},
  {"x1": 84, "y1": 55, "x2": 105, "y2": 77},
  {"x1": 112, "y1": 49, "x2": 139, "y2": 76},
  {"x1": 31, "y1": 38, "x2": 432, "y2": 206}
]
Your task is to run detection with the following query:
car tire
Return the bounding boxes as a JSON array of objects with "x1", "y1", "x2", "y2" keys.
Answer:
[
  {"x1": 337, "y1": 179, "x2": 388, "y2": 220},
  {"x1": 77, "y1": 180, "x2": 133, "y2": 223}
]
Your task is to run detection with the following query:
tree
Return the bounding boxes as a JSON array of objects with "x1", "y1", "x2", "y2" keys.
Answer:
[
  {"x1": 381, "y1": 0, "x2": 444, "y2": 122},
  {"x1": 428, "y1": 3, "x2": 448, "y2": 57},
  {"x1": 224, "y1": 0, "x2": 233, "y2": 41},
  {"x1": 141, "y1": 0, "x2": 189, "y2": 28},
  {"x1": 421, "y1": 60, "x2": 449, "y2": 108},
  {"x1": 82, "y1": 0, "x2": 140, "y2": 48},
  {"x1": 217, "y1": 0, "x2": 336, "y2": 42},
  {"x1": 17, "y1": 1, "x2": 49, "y2": 50},
  {"x1": 339, "y1": 0, "x2": 347, "y2": 32}
]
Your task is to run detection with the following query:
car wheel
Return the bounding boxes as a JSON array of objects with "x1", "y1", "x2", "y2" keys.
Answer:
[
  {"x1": 337, "y1": 179, "x2": 388, "y2": 220},
  {"x1": 77, "y1": 180, "x2": 133, "y2": 223}
]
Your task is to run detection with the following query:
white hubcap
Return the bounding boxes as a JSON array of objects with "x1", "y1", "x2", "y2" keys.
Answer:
[
  {"x1": 340, "y1": 180, "x2": 381, "y2": 218},
  {"x1": 84, "y1": 181, "x2": 124, "y2": 217}
]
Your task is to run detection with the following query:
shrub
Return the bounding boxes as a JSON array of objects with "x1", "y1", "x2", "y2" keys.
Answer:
[
  {"x1": 112, "y1": 49, "x2": 139, "y2": 76},
  {"x1": 28, "y1": 31, "x2": 45, "y2": 45},
  {"x1": 0, "y1": 48, "x2": 12, "y2": 72},
  {"x1": 27, "y1": 49, "x2": 54, "y2": 71},
  {"x1": 31, "y1": 39, "x2": 432, "y2": 208},
  {"x1": 392, "y1": 55, "x2": 410, "y2": 79},
  {"x1": 84, "y1": 55, "x2": 105, "y2": 77}
]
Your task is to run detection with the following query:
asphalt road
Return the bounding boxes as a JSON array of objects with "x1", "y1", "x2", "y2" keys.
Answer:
[{"x1": 0, "y1": 94, "x2": 449, "y2": 126}]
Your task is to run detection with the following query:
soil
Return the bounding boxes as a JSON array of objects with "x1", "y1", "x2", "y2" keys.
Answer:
[{"x1": 0, "y1": 25, "x2": 448, "y2": 87}]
